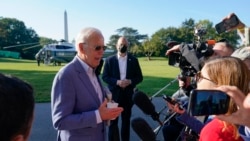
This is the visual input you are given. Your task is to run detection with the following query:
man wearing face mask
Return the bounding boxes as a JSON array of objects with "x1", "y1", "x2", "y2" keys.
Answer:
[{"x1": 102, "y1": 36, "x2": 143, "y2": 141}]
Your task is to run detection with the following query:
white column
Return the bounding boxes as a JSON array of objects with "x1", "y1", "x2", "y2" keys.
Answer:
[{"x1": 64, "y1": 10, "x2": 69, "y2": 42}]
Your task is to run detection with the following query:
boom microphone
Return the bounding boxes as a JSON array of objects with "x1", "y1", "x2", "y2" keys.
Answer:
[
  {"x1": 133, "y1": 91, "x2": 162, "y2": 125},
  {"x1": 131, "y1": 117, "x2": 156, "y2": 141}
]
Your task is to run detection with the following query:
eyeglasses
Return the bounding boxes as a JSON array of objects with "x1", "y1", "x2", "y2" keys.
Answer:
[
  {"x1": 195, "y1": 71, "x2": 217, "y2": 84},
  {"x1": 94, "y1": 45, "x2": 107, "y2": 51},
  {"x1": 83, "y1": 43, "x2": 107, "y2": 51}
]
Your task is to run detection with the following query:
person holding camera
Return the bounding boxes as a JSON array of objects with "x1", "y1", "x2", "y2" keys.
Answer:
[
  {"x1": 198, "y1": 57, "x2": 250, "y2": 141},
  {"x1": 211, "y1": 46, "x2": 250, "y2": 141},
  {"x1": 215, "y1": 85, "x2": 250, "y2": 141},
  {"x1": 223, "y1": 14, "x2": 250, "y2": 141},
  {"x1": 219, "y1": 13, "x2": 249, "y2": 46},
  {"x1": 167, "y1": 57, "x2": 250, "y2": 141},
  {"x1": 162, "y1": 40, "x2": 234, "y2": 141},
  {"x1": 166, "y1": 40, "x2": 234, "y2": 101}
]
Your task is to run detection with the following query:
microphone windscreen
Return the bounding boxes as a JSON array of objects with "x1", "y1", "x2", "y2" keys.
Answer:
[
  {"x1": 133, "y1": 91, "x2": 156, "y2": 115},
  {"x1": 131, "y1": 117, "x2": 156, "y2": 141}
]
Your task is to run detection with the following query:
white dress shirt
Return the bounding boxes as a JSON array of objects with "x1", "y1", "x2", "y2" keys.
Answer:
[
  {"x1": 117, "y1": 53, "x2": 127, "y2": 80},
  {"x1": 76, "y1": 56, "x2": 102, "y2": 123}
]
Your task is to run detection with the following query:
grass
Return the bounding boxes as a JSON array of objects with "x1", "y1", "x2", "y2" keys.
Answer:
[{"x1": 0, "y1": 57, "x2": 180, "y2": 102}]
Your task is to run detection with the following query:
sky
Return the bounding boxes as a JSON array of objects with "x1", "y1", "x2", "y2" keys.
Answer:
[{"x1": 1, "y1": 0, "x2": 249, "y2": 44}]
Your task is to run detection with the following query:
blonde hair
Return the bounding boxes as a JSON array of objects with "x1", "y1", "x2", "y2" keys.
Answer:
[{"x1": 204, "y1": 56, "x2": 250, "y2": 139}]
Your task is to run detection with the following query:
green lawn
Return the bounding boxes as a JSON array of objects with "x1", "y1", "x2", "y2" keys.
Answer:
[{"x1": 0, "y1": 57, "x2": 180, "y2": 102}]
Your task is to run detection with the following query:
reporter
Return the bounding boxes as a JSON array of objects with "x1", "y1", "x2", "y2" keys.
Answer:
[
  {"x1": 221, "y1": 13, "x2": 245, "y2": 31},
  {"x1": 221, "y1": 13, "x2": 249, "y2": 46},
  {"x1": 166, "y1": 57, "x2": 250, "y2": 141},
  {"x1": 215, "y1": 86, "x2": 250, "y2": 141},
  {"x1": 163, "y1": 41, "x2": 234, "y2": 141},
  {"x1": 166, "y1": 41, "x2": 234, "y2": 102},
  {"x1": 198, "y1": 57, "x2": 250, "y2": 141}
]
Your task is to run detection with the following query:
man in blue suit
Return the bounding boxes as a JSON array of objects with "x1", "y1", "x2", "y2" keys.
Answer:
[
  {"x1": 102, "y1": 36, "x2": 143, "y2": 141},
  {"x1": 51, "y1": 27, "x2": 123, "y2": 141}
]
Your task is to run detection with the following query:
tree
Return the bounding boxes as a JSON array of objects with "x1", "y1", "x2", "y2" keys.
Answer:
[
  {"x1": 195, "y1": 20, "x2": 239, "y2": 47},
  {"x1": 147, "y1": 18, "x2": 240, "y2": 58},
  {"x1": 107, "y1": 27, "x2": 148, "y2": 53},
  {"x1": 39, "y1": 37, "x2": 57, "y2": 46},
  {"x1": 0, "y1": 17, "x2": 39, "y2": 59},
  {"x1": 106, "y1": 34, "x2": 120, "y2": 49},
  {"x1": 149, "y1": 27, "x2": 182, "y2": 57},
  {"x1": 142, "y1": 38, "x2": 154, "y2": 60},
  {"x1": 178, "y1": 18, "x2": 196, "y2": 43}
]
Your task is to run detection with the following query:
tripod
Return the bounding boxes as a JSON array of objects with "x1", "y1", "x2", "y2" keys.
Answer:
[
  {"x1": 132, "y1": 77, "x2": 190, "y2": 141},
  {"x1": 150, "y1": 77, "x2": 180, "y2": 139},
  {"x1": 151, "y1": 77, "x2": 190, "y2": 140}
]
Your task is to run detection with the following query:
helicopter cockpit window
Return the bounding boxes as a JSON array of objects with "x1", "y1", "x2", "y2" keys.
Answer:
[{"x1": 56, "y1": 45, "x2": 73, "y2": 49}]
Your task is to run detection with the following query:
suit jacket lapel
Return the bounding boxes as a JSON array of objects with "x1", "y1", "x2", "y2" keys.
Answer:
[
  {"x1": 73, "y1": 57, "x2": 101, "y2": 105},
  {"x1": 126, "y1": 54, "x2": 132, "y2": 77},
  {"x1": 114, "y1": 56, "x2": 121, "y2": 79}
]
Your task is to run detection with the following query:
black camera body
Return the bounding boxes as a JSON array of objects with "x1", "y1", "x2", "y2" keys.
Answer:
[
  {"x1": 168, "y1": 51, "x2": 198, "y2": 77},
  {"x1": 168, "y1": 43, "x2": 213, "y2": 76},
  {"x1": 167, "y1": 28, "x2": 214, "y2": 77}
]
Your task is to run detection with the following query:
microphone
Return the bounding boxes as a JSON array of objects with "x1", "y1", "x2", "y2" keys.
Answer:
[
  {"x1": 131, "y1": 117, "x2": 156, "y2": 141},
  {"x1": 133, "y1": 91, "x2": 162, "y2": 125}
]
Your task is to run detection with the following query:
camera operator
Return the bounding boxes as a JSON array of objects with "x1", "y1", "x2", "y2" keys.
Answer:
[
  {"x1": 221, "y1": 13, "x2": 249, "y2": 46},
  {"x1": 166, "y1": 40, "x2": 234, "y2": 61},
  {"x1": 216, "y1": 13, "x2": 250, "y2": 141},
  {"x1": 165, "y1": 40, "x2": 234, "y2": 100},
  {"x1": 162, "y1": 40, "x2": 234, "y2": 141}
]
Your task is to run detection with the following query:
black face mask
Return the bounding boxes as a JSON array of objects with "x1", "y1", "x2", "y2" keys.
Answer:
[{"x1": 119, "y1": 45, "x2": 127, "y2": 53}]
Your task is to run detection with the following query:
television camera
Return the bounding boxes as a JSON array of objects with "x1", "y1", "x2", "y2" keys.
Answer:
[
  {"x1": 131, "y1": 27, "x2": 218, "y2": 140},
  {"x1": 167, "y1": 27, "x2": 215, "y2": 77}
]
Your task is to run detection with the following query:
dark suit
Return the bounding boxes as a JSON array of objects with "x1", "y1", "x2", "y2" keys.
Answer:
[
  {"x1": 102, "y1": 53, "x2": 143, "y2": 141},
  {"x1": 51, "y1": 56, "x2": 106, "y2": 141}
]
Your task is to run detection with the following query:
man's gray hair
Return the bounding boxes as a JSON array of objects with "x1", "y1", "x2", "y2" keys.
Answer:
[
  {"x1": 75, "y1": 27, "x2": 102, "y2": 51},
  {"x1": 231, "y1": 47, "x2": 250, "y2": 60}
]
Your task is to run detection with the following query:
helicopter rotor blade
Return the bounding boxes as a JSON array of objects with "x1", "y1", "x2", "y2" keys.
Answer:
[
  {"x1": 3, "y1": 42, "x2": 39, "y2": 49},
  {"x1": 22, "y1": 44, "x2": 41, "y2": 50}
]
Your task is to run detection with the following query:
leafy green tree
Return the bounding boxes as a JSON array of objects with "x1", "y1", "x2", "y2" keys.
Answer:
[
  {"x1": 178, "y1": 18, "x2": 196, "y2": 43},
  {"x1": 142, "y1": 38, "x2": 154, "y2": 60},
  {"x1": 106, "y1": 34, "x2": 120, "y2": 49},
  {"x1": 147, "y1": 18, "x2": 240, "y2": 58},
  {"x1": 0, "y1": 17, "x2": 39, "y2": 59},
  {"x1": 39, "y1": 37, "x2": 57, "y2": 46},
  {"x1": 195, "y1": 20, "x2": 239, "y2": 47},
  {"x1": 107, "y1": 27, "x2": 148, "y2": 52}
]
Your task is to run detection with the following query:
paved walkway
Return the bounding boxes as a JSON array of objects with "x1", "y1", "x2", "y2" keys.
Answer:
[{"x1": 29, "y1": 97, "x2": 168, "y2": 141}]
